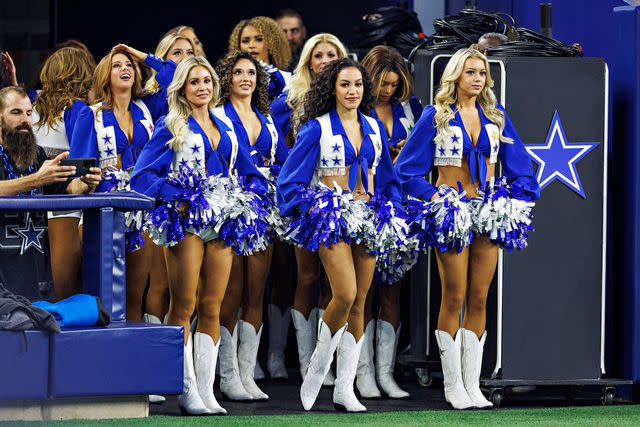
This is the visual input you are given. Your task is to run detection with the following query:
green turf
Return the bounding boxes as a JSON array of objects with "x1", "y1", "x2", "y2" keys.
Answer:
[{"x1": 3, "y1": 405, "x2": 640, "y2": 427}]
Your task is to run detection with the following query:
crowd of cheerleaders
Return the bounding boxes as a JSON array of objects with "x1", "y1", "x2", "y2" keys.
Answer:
[{"x1": 28, "y1": 19, "x2": 539, "y2": 415}]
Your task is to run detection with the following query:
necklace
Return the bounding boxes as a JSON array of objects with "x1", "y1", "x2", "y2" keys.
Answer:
[{"x1": 0, "y1": 144, "x2": 38, "y2": 196}]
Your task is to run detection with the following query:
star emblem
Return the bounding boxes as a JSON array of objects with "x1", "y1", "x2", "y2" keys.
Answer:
[
  {"x1": 105, "y1": 147, "x2": 115, "y2": 157},
  {"x1": 438, "y1": 146, "x2": 446, "y2": 156},
  {"x1": 13, "y1": 214, "x2": 46, "y2": 254},
  {"x1": 191, "y1": 145, "x2": 200, "y2": 153},
  {"x1": 525, "y1": 111, "x2": 599, "y2": 198},
  {"x1": 491, "y1": 131, "x2": 499, "y2": 141},
  {"x1": 103, "y1": 135, "x2": 111, "y2": 144},
  {"x1": 332, "y1": 143, "x2": 341, "y2": 152},
  {"x1": 180, "y1": 159, "x2": 189, "y2": 168},
  {"x1": 321, "y1": 157, "x2": 328, "y2": 166},
  {"x1": 492, "y1": 144, "x2": 499, "y2": 153},
  {"x1": 451, "y1": 134, "x2": 459, "y2": 144},
  {"x1": 451, "y1": 146, "x2": 460, "y2": 155},
  {"x1": 333, "y1": 156, "x2": 341, "y2": 166},
  {"x1": 193, "y1": 158, "x2": 201, "y2": 167}
]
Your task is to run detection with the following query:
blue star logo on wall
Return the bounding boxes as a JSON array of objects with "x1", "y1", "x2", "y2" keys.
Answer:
[
  {"x1": 525, "y1": 111, "x2": 599, "y2": 198},
  {"x1": 13, "y1": 214, "x2": 46, "y2": 254}
]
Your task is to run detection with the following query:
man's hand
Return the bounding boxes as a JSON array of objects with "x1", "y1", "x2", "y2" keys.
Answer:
[
  {"x1": 78, "y1": 167, "x2": 102, "y2": 193},
  {"x1": 34, "y1": 152, "x2": 76, "y2": 186}
]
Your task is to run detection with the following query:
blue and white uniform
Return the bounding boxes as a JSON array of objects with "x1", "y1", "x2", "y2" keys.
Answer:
[
  {"x1": 270, "y1": 91, "x2": 293, "y2": 137},
  {"x1": 142, "y1": 54, "x2": 179, "y2": 123},
  {"x1": 129, "y1": 111, "x2": 270, "y2": 255},
  {"x1": 217, "y1": 100, "x2": 290, "y2": 241},
  {"x1": 277, "y1": 108, "x2": 406, "y2": 255},
  {"x1": 370, "y1": 96, "x2": 423, "y2": 150},
  {"x1": 260, "y1": 61, "x2": 292, "y2": 102},
  {"x1": 395, "y1": 102, "x2": 540, "y2": 253}
]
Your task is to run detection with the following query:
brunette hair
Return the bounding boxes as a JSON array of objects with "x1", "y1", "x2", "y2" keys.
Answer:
[
  {"x1": 298, "y1": 57, "x2": 373, "y2": 128},
  {"x1": 215, "y1": 50, "x2": 270, "y2": 116},
  {"x1": 361, "y1": 45, "x2": 413, "y2": 103},
  {"x1": 92, "y1": 50, "x2": 143, "y2": 113}
]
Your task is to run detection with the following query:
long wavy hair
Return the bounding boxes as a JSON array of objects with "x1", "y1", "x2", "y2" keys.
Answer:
[
  {"x1": 92, "y1": 50, "x2": 143, "y2": 114},
  {"x1": 433, "y1": 47, "x2": 510, "y2": 144},
  {"x1": 287, "y1": 33, "x2": 348, "y2": 110},
  {"x1": 298, "y1": 58, "x2": 374, "y2": 129},
  {"x1": 164, "y1": 25, "x2": 206, "y2": 57},
  {"x1": 361, "y1": 45, "x2": 413, "y2": 103},
  {"x1": 34, "y1": 47, "x2": 94, "y2": 128},
  {"x1": 228, "y1": 16, "x2": 291, "y2": 70},
  {"x1": 165, "y1": 56, "x2": 220, "y2": 150},
  {"x1": 144, "y1": 33, "x2": 195, "y2": 93},
  {"x1": 215, "y1": 50, "x2": 270, "y2": 115}
]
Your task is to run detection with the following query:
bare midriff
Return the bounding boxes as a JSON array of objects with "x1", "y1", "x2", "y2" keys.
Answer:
[
  {"x1": 435, "y1": 155, "x2": 495, "y2": 199},
  {"x1": 320, "y1": 164, "x2": 375, "y2": 202}
]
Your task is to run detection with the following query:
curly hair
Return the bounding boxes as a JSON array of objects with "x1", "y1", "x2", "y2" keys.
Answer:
[
  {"x1": 228, "y1": 16, "x2": 291, "y2": 70},
  {"x1": 34, "y1": 47, "x2": 94, "y2": 129},
  {"x1": 215, "y1": 50, "x2": 270, "y2": 115},
  {"x1": 298, "y1": 58, "x2": 374, "y2": 129}
]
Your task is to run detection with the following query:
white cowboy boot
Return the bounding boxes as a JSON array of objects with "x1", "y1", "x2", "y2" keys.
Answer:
[
  {"x1": 237, "y1": 320, "x2": 269, "y2": 400},
  {"x1": 177, "y1": 334, "x2": 212, "y2": 415},
  {"x1": 267, "y1": 304, "x2": 290, "y2": 379},
  {"x1": 318, "y1": 308, "x2": 336, "y2": 387},
  {"x1": 292, "y1": 308, "x2": 316, "y2": 379},
  {"x1": 193, "y1": 332, "x2": 227, "y2": 415},
  {"x1": 218, "y1": 325, "x2": 252, "y2": 401},
  {"x1": 376, "y1": 320, "x2": 410, "y2": 399},
  {"x1": 434, "y1": 330, "x2": 474, "y2": 410},
  {"x1": 300, "y1": 320, "x2": 346, "y2": 410},
  {"x1": 143, "y1": 313, "x2": 166, "y2": 404},
  {"x1": 461, "y1": 328, "x2": 493, "y2": 409},
  {"x1": 356, "y1": 319, "x2": 381, "y2": 399},
  {"x1": 254, "y1": 359, "x2": 266, "y2": 380},
  {"x1": 333, "y1": 331, "x2": 367, "y2": 412}
]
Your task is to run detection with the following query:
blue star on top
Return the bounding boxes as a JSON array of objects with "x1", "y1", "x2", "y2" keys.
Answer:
[
  {"x1": 438, "y1": 146, "x2": 446, "y2": 156},
  {"x1": 193, "y1": 158, "x2": 202, "y2": 167},
  {"x1": 103, "y1": 135, "x2": 112, "y2": 144},
  {"x1": 332, "y1": 143, "x2": 341, "y2": 152},
  {"x1": 333, "y1": 156, "x2": 341, "y2": 166},
  {"x1": 451, "y1": 134, "x2": 459, "y2": 143},
  {"x1": 493, "y1": 144, "x2": 499, "y2": 153},
  {"x1": 321, "y1": 157, "x2": 328, "y2": 166},
  {"x1": 105, "y1": 147, "x2": 115, "y2": 157},
  {"x1": 179, "y1": 159, "x2": 189, "y2": 168},
  {"x1": 451, "y1": 146, "x2": 460, "y2": 155},
  {"x1": 191, "y1": 145, "x2": 200, "y2": 153},
  {"x1": 525, "y1": 111, "x2": 599, "y2": 198},
  {"x1": 13, "y1": 214, "x2": 46, "y2": 254}
]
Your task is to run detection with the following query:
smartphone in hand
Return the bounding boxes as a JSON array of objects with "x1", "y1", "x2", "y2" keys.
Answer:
[{"x1": 60, "y1": 158, "x2": 97, "y2": 178}]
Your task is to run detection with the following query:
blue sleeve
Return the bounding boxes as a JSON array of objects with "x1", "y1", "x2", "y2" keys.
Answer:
[
  {"x1": 374, "y1": 122, "x2": 402, "y2": 206},
  {"x1": 273, "y1": 125, "x2": 290, "y2": 165},
  {"x1": 129, "y1": 118, "x2": 181, "y2": 201},
  {"x1": 409, "y1": 96, "x2": 423, "y2": 121},
  {"x1": 276, "y1": 119, "x2": 321, "y2": 216},
  {"x1": 63, "y1": 100, "x2": 88, "y2": 141},
  {"x1": 69, "y1": 105, "x2": 99, "y2": 160},
  {"x1": 234, "y1": 142, "x2": 269, "y2": 195},
  {"x1": 497, "y1": 104, "x2": 540, "y2": 201},
  {"x1": 270, "y1": 96, "x2": 292, "y2": 136},
  {"x1": 144, "y1": 54, "x2": 177, "y2": 89},
  {"x1": 394, "y1": 105, "x2": 438, "y2": 201},
  {"x1": 141, "y1": 90, "x2": 168, "y2": 124}
]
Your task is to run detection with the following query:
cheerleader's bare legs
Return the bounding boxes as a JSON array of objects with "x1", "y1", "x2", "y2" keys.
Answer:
[
  {"x1": 144, "y1": 243, "x2": 170, "y2": 323},
  {"x1": 48, "y1": 217, "x2": 82, "y2": 300},
  {"x1": 463, "y1": 234, "x2": 498, "y2": 337},
  {"x1": 125, "y1": 234, "x2": 154, "y2": 322}
]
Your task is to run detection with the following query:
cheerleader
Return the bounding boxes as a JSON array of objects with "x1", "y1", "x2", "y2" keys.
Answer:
[
  {"x1": 277, "y1": 58, "x2": 405, "y2": 412},
  {"x1": 228, "y1": 16, "x2": 292, "y2": 101},
  {"x1": 356, "y1": 45, "x2": 423, "y2": 400},
  {"x1": 212, "y1": 50, "x2": 288, "y2": 400},
  {"x1": 32, "y1": 47, "x2": 94, "y2": 300},
  {"x1": 395, "y1": 48, "x2": 539, "y2": 409},
  {"x1": 270, "y1": 33, "x2": 347, "y2": 385},
  {"x1": 69, "y1": 49, "x2": 156, "y2": 322},
  {"x1": 130, "y1": 56, "x2": 269, "y2": 415},
  {"x1": 165, "y1": 25, "x2": 205, "y2": 57}
]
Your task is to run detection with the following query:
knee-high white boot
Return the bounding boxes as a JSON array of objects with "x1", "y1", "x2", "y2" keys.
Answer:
[
  {"x1": 356, "y1": 319, "x2": 381, "y2": 398},
  {"x1": 143, "y1": 314, "x2": 167, "y2": 404},
  {"x1": 218, "y1": 325, "x2": 252, "y2": 401},
  {"x1": 376, "y1": 320, "x2": 410, "y2": 399},
  {"x1": 177, "y1": 334, "x2": 212, "y2": 415},
  {"x1": 333, "y1": 331, "x2": 367, "y2": 412},
  {"x1": 238, "y1": 320, "x2": 269, "y2": 400},
  {"x1": 300, "y1": 320, "x2": 346, "y2": 410},
  {"x1": 292, "y1": 308, "x2": 317, "y2": 380},
  {"x1": 267, "y1": 304, "x2": 290, "y2": 379},
  {"x1": 461, "y1": 328, "x2": 492, "y2": 409},
  {"x1": 318, "y1": 308, "x2": 336, "y2": 387},
  {"x1": 434, "y1": 330, "x2": 474, "y2": 410},
  {"x1": 193, "y1": 332, "x2": 227, "y2": 415}
]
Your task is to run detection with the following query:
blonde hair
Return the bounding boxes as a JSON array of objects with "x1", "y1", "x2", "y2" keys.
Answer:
[
  {"x1": 165, "y1": 56, "x2": 220, "y2": 150},
  {"x1": 164, "y1": 25, "x2": 206, "y2": 58},
  {"x1": 228, "y1": 16, "x2": 291, "y2": 70},
  {"x1": 361, "y1": 45, "x2": 412, "y2": 103},
  {"x1": 286, "y1": 33, "x2": 347, "y2": 109},
  {"x1": 34, "y1": 47, "x2": 94, "y2": 128},
  {"x1": 144, "y1": 33, "x2": 196, "y2": 93},
  {"x1": 433, "y1": 47, "x2": 511, "y2": 144},
  {"x1": 92, "y1": 50, "x2": 143, "y2": 114}
]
